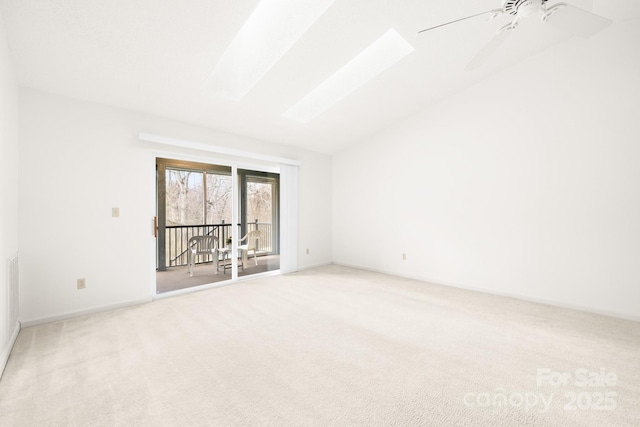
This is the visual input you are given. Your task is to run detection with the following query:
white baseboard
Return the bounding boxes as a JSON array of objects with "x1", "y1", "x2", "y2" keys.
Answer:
[
  {"x1": 1, "y1": 321, "x2": 20, "y2": 379},
  {"x1": 296, "y1": 261, "x2": 333, "y2": 272},
  {"x1": 332, "y1": 262, "x2": 640, "y2": 323},
  {"x1": 20, "y1": 298, "x2": 153, "y2": 328}
]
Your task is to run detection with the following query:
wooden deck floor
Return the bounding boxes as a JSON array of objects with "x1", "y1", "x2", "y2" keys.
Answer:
[{"x1": 156, "y1": 255, "x2": 280, "y2": 294}]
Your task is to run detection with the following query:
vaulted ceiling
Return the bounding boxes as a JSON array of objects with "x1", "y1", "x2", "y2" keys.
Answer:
[{"x1": 1, "y1": 0, "x2": 638, "y2": 153}]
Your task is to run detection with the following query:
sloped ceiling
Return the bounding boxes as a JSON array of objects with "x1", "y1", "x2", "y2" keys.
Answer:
[{"x1": 1, "y1": 0, "x2": 638, "y2": 153}]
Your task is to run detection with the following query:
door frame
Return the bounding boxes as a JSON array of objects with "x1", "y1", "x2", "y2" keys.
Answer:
[
  {"x1": 156, "y1": 157, "x2": 232, "y2": 272},
  {"x1": 151, "y1": 150, "x2": 284, "y2": 298},
  {"x1": 239, "y1": 169, "x2": 280, "y2": 256}
]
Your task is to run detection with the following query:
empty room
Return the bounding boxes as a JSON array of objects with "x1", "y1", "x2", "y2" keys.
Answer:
[{"x1": 1, "y1": 1, "x2": 639, "y2": 426}]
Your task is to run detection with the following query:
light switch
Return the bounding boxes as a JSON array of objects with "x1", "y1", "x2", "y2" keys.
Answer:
[{"x1": 112, "y1": 207, "x2": 120, "y2": 218}]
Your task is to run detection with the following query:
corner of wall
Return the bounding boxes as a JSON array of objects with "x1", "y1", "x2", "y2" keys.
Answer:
[{"x1": 0, "y1": 321, "x2": 20, "y2": 379}]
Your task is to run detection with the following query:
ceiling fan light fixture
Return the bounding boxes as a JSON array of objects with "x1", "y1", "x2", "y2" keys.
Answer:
[{"x1": 516, "y1": 0, "x2": 546, "y2": 19}]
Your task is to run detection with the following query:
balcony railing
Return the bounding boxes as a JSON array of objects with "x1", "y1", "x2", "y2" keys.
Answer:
[{"x1": 163, "y1": 222, "x2": 273, "y2": 268}]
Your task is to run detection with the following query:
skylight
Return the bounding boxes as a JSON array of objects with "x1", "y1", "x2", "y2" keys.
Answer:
[
  {"x1": 283, "y1": 29, "x2": 415, "y2": 123},
  {"x1": 206, "y1": 0, "x2": 336, "y2": 101}
]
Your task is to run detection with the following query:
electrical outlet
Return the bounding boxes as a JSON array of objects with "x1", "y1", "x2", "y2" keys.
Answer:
[
  {"x1": 77, "y1": 278, "x2": 86, "y2": 290},
  {"x1": 402, "y1": 253, "x2": 407, "y2": 261}
]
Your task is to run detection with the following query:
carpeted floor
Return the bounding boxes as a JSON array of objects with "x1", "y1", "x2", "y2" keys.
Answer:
[{"x1": 1, "y1": 265, "x2": 639, "y2": 426}]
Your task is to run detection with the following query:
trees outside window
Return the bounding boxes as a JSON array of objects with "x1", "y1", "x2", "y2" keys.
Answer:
[
  {"x1": 165, "y1": 169, "x2": 231, "y2": 225},
  {"x1": 246, "y1": 181, "x2": 272, "y2": 224}
]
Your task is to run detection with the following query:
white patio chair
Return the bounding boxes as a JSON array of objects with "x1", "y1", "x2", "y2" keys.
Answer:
[
  {"x1": 238, "y1": 229, "x2": 261, "y2": 268},
  {"x1": 187, "y1": 235, "x2": 219, "y2": 277}
]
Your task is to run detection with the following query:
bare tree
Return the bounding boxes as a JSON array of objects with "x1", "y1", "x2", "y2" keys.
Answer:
[
  {"x1": 247, "y1": 182, "x2": 272, "y2": 223},
  {"x1": 175, "y1": 171, "x2": 191, "y2": 224},
  {"x1": 206, "y1": 173, "x2": 232, "y2": 223},
  {"x1": 166, "y1": 169, "x2": 272, "y2": 226}
]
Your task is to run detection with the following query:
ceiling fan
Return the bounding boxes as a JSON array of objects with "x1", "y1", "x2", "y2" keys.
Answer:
[{"x1": 418, "y1": 0, "x2": 612, "y2": 70}]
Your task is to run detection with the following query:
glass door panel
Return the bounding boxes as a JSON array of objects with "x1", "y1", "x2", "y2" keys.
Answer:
[
  {"x1": 239, "y1": 170, "x2": 280, "y2": 277},
  {"x1": 156, "y1": 158, "x2": 232, "y2": 293}
]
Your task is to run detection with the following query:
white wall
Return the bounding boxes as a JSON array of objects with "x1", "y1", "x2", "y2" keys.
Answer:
[
  {"x1": 0, "y1": 9, "x2": 20, "y2": 373},
  {"x1": 333, "y1": 20, "x2": 640, "y2": 321},
  {"x1": 18, "y1": 88, "x2": 332, "y2": 324}
]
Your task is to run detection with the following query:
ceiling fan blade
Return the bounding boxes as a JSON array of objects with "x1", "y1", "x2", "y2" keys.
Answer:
[
  {"x1": 417, "y1": 9, "x2": 503, "y2": 36},
  {"x1": 544, "y1": 4, "x2": 612, "y2": 38},
  {"x1": 465, "y1": 27, "x2": 513, "y2": 71}
]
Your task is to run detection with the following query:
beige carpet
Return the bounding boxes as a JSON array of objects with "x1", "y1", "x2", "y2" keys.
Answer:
[{"x1": 1, "y1": 265, "x2": 639, "y2": 426}]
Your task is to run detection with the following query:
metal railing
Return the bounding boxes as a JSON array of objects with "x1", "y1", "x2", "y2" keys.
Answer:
[{"x1": 164, "y1": 222, "x2": 273, "y2": 268}]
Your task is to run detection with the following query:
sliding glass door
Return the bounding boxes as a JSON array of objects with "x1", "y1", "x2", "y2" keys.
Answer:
[{"x1": 156, "y1": 159, "x2": 280, "y2": 293}]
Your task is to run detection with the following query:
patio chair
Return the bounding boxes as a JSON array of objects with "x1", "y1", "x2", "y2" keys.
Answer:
[
  {"x1": 187, "y1": 235, "x2": 219, "y2": 277},
  {"x1": 238, "y1": 229, "x2": 261, "y2": 268}
]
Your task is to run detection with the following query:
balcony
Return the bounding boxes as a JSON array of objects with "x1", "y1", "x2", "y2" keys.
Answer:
[
  {"x1": 156, "y1": 221, "x2": 279, "y2": 293},
  {"x1": 162, "y1": 221, "x2": 274, "y2": 269}
]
